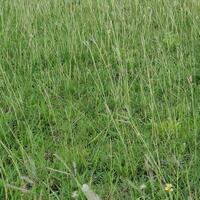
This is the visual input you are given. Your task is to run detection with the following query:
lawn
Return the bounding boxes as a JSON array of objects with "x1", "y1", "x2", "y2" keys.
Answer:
[{"x1": 0, "y1": 0, "x2": 200, "y2": 199}]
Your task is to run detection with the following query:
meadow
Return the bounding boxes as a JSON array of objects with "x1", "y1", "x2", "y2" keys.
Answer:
[{"x1": 0, "y1": 0, "x2": 200, "y2": 199}]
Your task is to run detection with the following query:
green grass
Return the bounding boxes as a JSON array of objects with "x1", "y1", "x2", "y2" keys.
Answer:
[{"x1": 1, "y1": 0, "x2": 200, "y2": 199}]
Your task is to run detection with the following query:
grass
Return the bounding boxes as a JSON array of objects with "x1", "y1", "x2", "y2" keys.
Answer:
[{"x1": 0, "y1": 0, "x2": 200, "y2": 199}]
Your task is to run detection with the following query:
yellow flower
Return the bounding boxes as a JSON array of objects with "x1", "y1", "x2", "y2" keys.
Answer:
[{"x1": 165, "y1": 183, "x2": 173, "y2": 192}]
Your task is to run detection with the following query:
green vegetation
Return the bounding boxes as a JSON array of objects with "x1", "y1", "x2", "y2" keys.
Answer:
[{"x1": 1, "y1": 0, "x2": 200, "y2": 199}]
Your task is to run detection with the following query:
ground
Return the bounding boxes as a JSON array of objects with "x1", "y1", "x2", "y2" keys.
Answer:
[{"x1": 0, "y1": 0, "x2": 200, "y2": 199}]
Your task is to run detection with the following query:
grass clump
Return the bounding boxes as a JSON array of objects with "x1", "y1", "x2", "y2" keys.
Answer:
[{"x1": 0, "y1": 0, "x2": 200, "y2": 199}]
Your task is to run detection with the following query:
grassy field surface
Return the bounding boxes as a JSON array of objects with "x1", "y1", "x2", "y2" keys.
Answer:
[{"x1": 1, "y1": 0, "x2": 200, "y2": 199}]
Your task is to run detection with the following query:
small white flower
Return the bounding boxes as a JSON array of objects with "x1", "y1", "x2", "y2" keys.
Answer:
[
  {"x1": 82, "y1": 184, "x2": 102, "y2": 200},
  {"x1": 140, "y1": 184, "x2": 147, "y2": 190},
  {"x1": 71, "y1": 190, "x2": 79, "y2": 199}
]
